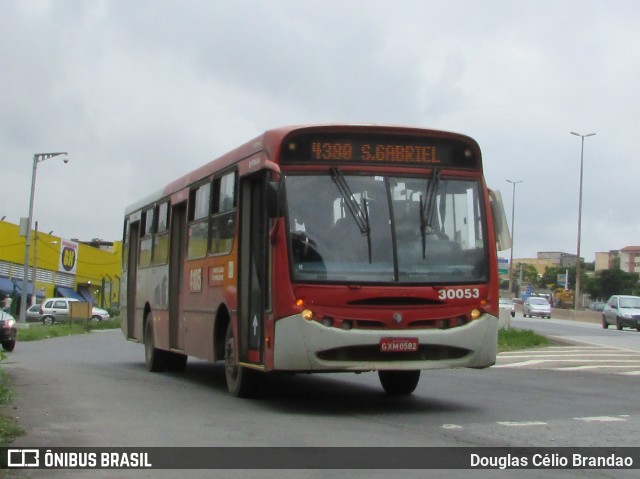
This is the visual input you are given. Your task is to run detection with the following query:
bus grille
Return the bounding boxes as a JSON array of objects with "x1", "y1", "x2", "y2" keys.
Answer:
[{"x1": 316, "y1": 344, "x2": 470, "y2": 362}]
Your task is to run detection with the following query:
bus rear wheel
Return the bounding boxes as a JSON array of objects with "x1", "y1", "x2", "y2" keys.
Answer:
[
  {"x1": 224, "y1": 323, "x2": 259, "y2": 398},
  {"x1": 144, "y1": 318, "x2": 168, "y2": 372},
  {"x1": 378, "y1": 370, "x2": 420, "y2": 396}
]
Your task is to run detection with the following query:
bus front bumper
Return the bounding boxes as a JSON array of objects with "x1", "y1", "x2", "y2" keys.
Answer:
[{"x1": 273, "y1": 313, "x2": 498, "y2": 372}]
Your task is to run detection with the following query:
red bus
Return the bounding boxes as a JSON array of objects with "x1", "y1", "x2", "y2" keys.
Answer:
[{"x1": 121, "y1": 124, "x2": 511, "y2": 397}]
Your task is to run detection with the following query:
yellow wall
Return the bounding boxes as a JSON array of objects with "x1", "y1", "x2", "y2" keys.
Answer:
[{"x1": 0, "y1": 220, "x2": 122, "y2": 310}]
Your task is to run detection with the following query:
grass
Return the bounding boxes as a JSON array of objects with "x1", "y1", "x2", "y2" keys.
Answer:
[
  {"x1": 498, "y1": 327, "x2": 550, "y2": 352},
  {"x1": 0, "y1": 367, "x2": 24, "y2": 448},
  {"x1": 16, "y1": 319, "x2": 120, "y2": 341}
]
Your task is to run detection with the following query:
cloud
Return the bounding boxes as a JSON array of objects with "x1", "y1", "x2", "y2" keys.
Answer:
[{"x1": 0, "y1": 0, "x2": 638, "y2": 261}]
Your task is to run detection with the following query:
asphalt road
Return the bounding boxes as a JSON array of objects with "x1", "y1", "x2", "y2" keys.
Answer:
[
  {"x1": 512, "y1": 314, "x2": 640, "y2": 352},
  {"x1": 1, "y1": 326, "x2": 639, "y2": 478}
]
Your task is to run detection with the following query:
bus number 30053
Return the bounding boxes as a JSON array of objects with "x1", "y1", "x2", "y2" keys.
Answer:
[{"x1": 438, "y1": 288, "x2": 480, "y2": 300}]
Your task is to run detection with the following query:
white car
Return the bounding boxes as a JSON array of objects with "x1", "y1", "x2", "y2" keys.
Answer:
[
  {"x1": 498, "y1": 298, "x2": 515, "y2": 317},
  {"x1": 602, "y1": 295, "x2": 640, "y2": 331},
  {"x1": 523, "y1": 296, "x2": 551, "y2": 319},
  {"x1": 39, "y1": 298, "x2": 110, "y2": 325}
]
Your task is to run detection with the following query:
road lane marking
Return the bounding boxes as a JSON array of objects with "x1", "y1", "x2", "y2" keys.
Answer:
[
  {"x1": 496, "y1": 359, "x2": 640, "y2": 366},
  {"x1": 498, "y1": 351, "x2": 640, "y2": 359},
  {"x1": 497, "y1": 421, "x2": 547, "y2": 427},
  {"x1": 495, "y1": 344, "x2": 640, "y2": 376},
  {"x1": 493, "y1": 360, "x2": 548, "y2": 367},
  {"x1": 552, "y1": 365, "x2": 640, "y2": 370},
  {"x1": 574, "y1": 416, "x2": 625, "y2": 422}
]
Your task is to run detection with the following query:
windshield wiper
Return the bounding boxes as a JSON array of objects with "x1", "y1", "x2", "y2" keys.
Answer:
[
  {"x1": 419, "y1": 169, "x2": 441, "y2": 259},
  {"x1": 330, "y1": 167, "x2": 372, "y2": 263}
]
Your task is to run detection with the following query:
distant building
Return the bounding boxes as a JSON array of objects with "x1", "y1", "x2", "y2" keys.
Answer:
[
  {"x1": 0, "y1": 220, "x2": 121, "y2": 315},
  {"x1": 511, "y1": 257, "x2": 556, "y2": 277},
  {"x1": 620, "y1": 246, "x2": 640, "y2": 273},
  {"x1": 537, "y1": 251, "x2": 581, "y2": 268},
  {"x1": 595, "y1": 250, "x2": 619, "y2": 272}
]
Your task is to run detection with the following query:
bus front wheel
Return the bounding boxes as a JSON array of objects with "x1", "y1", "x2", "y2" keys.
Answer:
[
  {"x1": 378, "y1": 370, "x2": 420, "y2": 396},
  {"x1": 224, "y1": 323, "x2": 259, "y2": 398}
]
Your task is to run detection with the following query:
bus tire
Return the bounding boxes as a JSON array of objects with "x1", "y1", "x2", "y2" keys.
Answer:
[
  {"x1": 144, "y1": 318, "x2": 168, "y2": 372},
  {"x1": 224, "y1": 322, "x2": 259, "y2": 398},
  {"x1": 378, "y1": 370, "x2": 420, "y2": 396},
  {"x1": 166, "y1": 351, "x2": 188, "y2": 372}
]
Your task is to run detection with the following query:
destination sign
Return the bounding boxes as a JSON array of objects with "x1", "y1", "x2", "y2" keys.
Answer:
[
  {"x1": 282, "y1": 132, "x2": 480, "y2": 168},
  {"x1": 312, "y1": 142, "x2": 439, "y2": 164}
]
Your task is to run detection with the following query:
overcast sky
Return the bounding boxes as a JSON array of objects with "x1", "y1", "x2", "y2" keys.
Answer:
[{"x1": 1, "y1": 0, "x2": 638, "y2": 262}]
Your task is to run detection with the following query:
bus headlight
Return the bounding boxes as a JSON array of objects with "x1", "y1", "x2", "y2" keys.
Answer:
[{"x1": 301, "y1": 309, "x2": 314, "y2": 320}]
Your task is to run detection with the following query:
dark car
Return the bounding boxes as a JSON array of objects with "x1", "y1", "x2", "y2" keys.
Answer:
[{"x1": 0, "y1": 310, "x2": 17, "y2": 351}]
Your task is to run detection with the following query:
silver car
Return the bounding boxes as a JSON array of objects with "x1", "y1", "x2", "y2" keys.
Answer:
[
  {"x1": 26, "y1": 304, "x2": 42, "y2": 322},
  {"x1": 39, "y1": 298, "x2": 110, "y2": 325},
  {"x1": 499, "y1": 298, "x2": 515, "y2": 317},
  {"x1": 602, "y1": 295, "x2": 640, "y2": 331},
  {"x1": 523, "y1": 296, "x2": 551, "y2": 319}
]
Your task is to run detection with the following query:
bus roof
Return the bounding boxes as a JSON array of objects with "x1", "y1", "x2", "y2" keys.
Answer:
[{"x1": 125, "y1": 124, "x2": 481, "y2": 215}]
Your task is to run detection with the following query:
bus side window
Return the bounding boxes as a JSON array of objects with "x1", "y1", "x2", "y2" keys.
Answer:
[
  {"x1": 139, "y1": 207, "x2": 154, "y2": 267},
  {"x1": 187, "y1": 182, "x2": 211, "y2": 259},
  {"x1": 210, "y1": 171, "x2": 237, "y2": 255},
  {"x1": 152, "y1": 202, "x2": 169, "y2": 265}
]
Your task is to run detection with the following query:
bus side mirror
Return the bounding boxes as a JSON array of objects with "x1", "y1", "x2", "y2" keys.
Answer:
[
  {"x1": 266, "y1": 181, "x2": 282, "y2": 218},
  {"x1": 489, "y1": 189, "x2": 512, "y2": 252}
]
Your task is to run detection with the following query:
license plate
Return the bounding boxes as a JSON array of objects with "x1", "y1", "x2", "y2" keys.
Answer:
[{"x1": 380, "y1": 337, "x2": 419, "y2": 352}]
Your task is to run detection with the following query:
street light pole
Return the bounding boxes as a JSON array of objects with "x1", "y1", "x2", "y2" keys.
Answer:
[
  {"x1": 31, "y1": 221, "x2": 39, "y2": 307},
  {"x1": 570, "y1": 132, "x2": 595, "y2": 310},
  {"x1": 18, "y1": 152, "x2": 69, "y2": 322},
  {"x1": 506, "y1": 179, "x2": 523, "y2": 297}
]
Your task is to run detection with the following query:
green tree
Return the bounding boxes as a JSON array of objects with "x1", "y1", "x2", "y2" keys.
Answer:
[
  {"x1": 583, "y1": 269, "x2": 640, "y2": 300},
  {"x1": 520, "y1": 263, "x2": 540, "y2": 285},
  {"x1": 539, "y1": 265, "x2": 576, "y2": 290},
  {"x1": 511, "y1": 263, "x2": 540, "y2": 294}
]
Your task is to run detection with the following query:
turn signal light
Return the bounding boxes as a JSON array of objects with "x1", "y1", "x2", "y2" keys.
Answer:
[{"x1": 295, "y1": 298, "x2": 305, "y2": 307}]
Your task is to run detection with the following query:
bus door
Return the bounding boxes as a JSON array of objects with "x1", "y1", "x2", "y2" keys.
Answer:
[
  {"x1": 126, "y1": 221, "x2": 140, "y2": 340},
  {"x1": 238, "y1": 171, "x2": 270, "y2": 365},
  {"x1": 169, "y1": 202, "x2": 187, "y2": 350}
]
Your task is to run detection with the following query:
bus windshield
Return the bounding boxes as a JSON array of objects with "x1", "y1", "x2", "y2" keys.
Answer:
[{"x1": 285, "y1": 173, "x2": 487, "y2": 284}]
